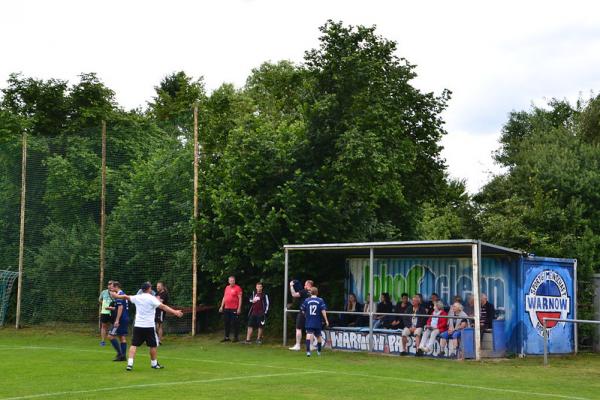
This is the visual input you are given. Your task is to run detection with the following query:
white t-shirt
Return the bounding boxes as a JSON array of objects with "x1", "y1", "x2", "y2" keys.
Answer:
[{"x1": 130, "y1": 293, "x2": 161, "y2": 328}]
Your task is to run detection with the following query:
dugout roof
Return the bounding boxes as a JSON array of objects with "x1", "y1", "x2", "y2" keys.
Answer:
[{"x1": 283, "y1": 239, "x2": 525, "y2": 258}]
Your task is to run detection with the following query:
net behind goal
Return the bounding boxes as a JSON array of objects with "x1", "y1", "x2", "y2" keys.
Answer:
[{"x1": 0, "y1": 270, "x2": 18, "y2": 326}]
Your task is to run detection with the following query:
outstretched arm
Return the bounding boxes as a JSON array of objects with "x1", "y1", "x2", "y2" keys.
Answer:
[
  {"x1": 110, "y1": 291, "x2": 131, "y2": 302},
  {"x1": 158, "y1": 303, "x2": 184, "y2": 318}
]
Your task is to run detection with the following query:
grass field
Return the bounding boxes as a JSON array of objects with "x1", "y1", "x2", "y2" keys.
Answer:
[{"x1": 0, "y1": 327, "x2": 599, "y2": 400}]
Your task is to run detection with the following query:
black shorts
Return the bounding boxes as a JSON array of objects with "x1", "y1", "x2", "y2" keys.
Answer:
[
  {"x1": 131, "y1": 327, "x2": 159, "y2": 347},
  {"x1": 248, "y1": 315, "x2": 266, "y2": 328},
  {"x1": 295, "y1": 312, "x2": 306, "y2": 330},
  {"x1": 155, "y1": 310, "x2": 166, "y2": 323},
  {"x1": 100, "y1": 314, "x2": 112, "y2": 324}
]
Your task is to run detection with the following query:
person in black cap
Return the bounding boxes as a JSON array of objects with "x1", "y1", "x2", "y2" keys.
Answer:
[{"x1": 111, "y1": 282, "x2": 183, "y2": 371}]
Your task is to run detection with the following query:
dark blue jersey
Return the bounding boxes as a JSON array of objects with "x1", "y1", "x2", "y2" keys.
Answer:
[
  {"x1": 301, "y1": 296, "x2": 327, "y2": 329},
  {"x1": 115, "y1": 290, "x2": 129, "y2": 323}
]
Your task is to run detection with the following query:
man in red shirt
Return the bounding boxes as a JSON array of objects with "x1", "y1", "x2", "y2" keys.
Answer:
[{"x1": 219, "y1": 276, "x2": 243, "y2": 342}]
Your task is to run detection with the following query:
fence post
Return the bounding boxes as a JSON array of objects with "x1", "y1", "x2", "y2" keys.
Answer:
[
  {"x1": 15, "y1": 131, "x2": 27, "y2": 329},
  {"x1": 543, "y1": 318, "x2": 548, "y2": 366},
  {"x1": 191, "y1": 106, "x2": 199, "y2": 336},
  {"x1": 99, "y1": 121, "x2": 106, "y2": 296}
]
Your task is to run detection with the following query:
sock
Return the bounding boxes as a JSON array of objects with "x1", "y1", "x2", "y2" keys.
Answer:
[
  {"x1": 110, "y1": 339, "x2": 121, "y2": 355},
  {"x1": 151, "y1": 359, "x2": 158, "y2": 367},
  {"x1": 120, "y1": 342, "x2": 127, "y2": 356},
  {"x1": 305, "y1": 339, "x2": 311, "y2": 353},
  {"x1": 317, "y1": 341, "x2": 322, "y2": 352},
  {"x1": 127, "y1": 358, "x2": 134, "y2": 366}
]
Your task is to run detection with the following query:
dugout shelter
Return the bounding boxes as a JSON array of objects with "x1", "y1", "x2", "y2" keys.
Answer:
[{"x1": 282, "y1": 240, "x2": 577, "y2": 360}]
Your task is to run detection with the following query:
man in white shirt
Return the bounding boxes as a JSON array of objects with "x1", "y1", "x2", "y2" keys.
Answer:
[{"x1": 111, "y1": 282, "x2": 183, "y2": 371}]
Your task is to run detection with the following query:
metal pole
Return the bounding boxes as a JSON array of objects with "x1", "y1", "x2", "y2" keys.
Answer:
[
  {"x1": 472, "y1": 241, "x2": 482, "y2": 360},
  {"x1": 543, "y1": 318, "x2": 548, "y2": 366},
  {"x1": 573, "y1": 259, "x2": 578, "y2": 354},
  {"x1": 99, "y1": 121, "x2": 106, "y2": 295},
  {"x1": 191, "y1": 106, "x2": 199, "y2": 336},
  {"x1": 15, "y1": 131, "x2": 27, "y2": 329},
  {"x1": 368, "y1": 247, "x2": 374, "y2": 352},
  {"x1": 283, "y1": 249, "x2": 289, "y2": 346}
]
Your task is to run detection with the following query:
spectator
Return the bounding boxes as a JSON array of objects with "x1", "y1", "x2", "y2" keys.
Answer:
[
  {"x1": 419, "y1": 300, "x2": 448, "y2": 354},
  {"x1": 289, "y1": 280, "x2": 314, "y2": 351},
  {"x1": 98, "y1": 280, "x2": 115, "y2": 347},
  {"x1": 383, "y1": 292, "x2": 409, "y2": 329},
  {"x1": 357, "y1": 293, "x2": 371, "y2": 326},
  {"x1": 218, "y1": 276, "x2": 242, "y2": 342},
  {"x1": 424, "y1": 293, "x2": 440, "y2": 315},
  {"x1": 439, "y1": 302, "x2": 469, "y2": 357},
  {"x1": 373, "y1": 292, "x2": 393, "y2": 329},
  {"x1": 464, "y1": 294, "x2": 475, "y2": 317},
  {"x1": 401, "y1": 294, "x2": 428, "y2": 355},
  {"x1": 245, "y1": 282, "x2": 270, "y2": 344},
  {"x1": 155, "y1": 282, "x2": 169, "y2": 345},
  {"x1": 480, "y1": 293, "x2": 495, "y2": 331},
  {"x1": 339, "y1": 293, "x2": 363, "y2": 327}
]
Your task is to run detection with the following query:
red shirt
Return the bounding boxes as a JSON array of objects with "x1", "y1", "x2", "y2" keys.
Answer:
[{"x1": 223, "y1": 284, "x2": 242, "y2": 310}]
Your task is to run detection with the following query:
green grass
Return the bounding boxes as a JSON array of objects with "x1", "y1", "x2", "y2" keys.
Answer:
[{"x1": 0, "y1": 327, "x2": 599, "y2": 400}]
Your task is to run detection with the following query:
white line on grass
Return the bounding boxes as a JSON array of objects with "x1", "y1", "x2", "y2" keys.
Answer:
[
  {"x1": 0, "y1": 344, "x2": 590, "y2": 400},
  {"x1": 0, "y1": 371, "x2": 322, "y2": 400}
]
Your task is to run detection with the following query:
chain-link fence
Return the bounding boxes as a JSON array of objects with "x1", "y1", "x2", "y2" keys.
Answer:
[{"x1": 0, "y1": 120, "x2": 200, "y2": 332}]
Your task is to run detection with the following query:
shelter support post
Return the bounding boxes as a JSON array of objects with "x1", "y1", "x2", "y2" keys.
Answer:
[
  {"x1": 368, "y1": 247, "x2": 374, "y2": 352},
  {"x1": 574, "y1": 259, "x2": 578, "y2": 354},
  {"x1": 543, "y1": 319, "x2": 548, "y2": 366},
  {"x1": 472, "y1": 241, "x2": 482, "y2": 361},
  {"x1": 283, "y1": 249, "x2": 289, "y2": 346}
]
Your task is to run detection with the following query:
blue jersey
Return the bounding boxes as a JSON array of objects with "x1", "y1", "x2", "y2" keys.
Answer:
[
  {"x1": 301, "y1": 296, "x2": 327, "y2": 329},
  {"x1": 115, "y1": 290, "x2": 129, "y2": 323}
]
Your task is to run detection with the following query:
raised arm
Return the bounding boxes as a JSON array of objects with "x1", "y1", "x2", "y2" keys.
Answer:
[{"x1": 289, "y1": 281, "x2": 300, "y2": 298}]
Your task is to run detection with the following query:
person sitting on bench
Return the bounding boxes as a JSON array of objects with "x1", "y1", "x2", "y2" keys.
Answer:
[{"x1": 400, "y1": 294, "x2": 427, "y2": 355}]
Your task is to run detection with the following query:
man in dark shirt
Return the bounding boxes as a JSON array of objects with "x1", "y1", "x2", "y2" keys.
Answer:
[
  {"x1": 384, "y1": 292, "x2": 410, "y2": 329},
  {"x1": 480, "y1": 293, "x2": 495, "y2": 330},
  {"x1": 289, "y1": 280, "x2": 313, "y2": 351},
  {"x1": 424, "y1": 292, "x2": 441, "y2": 315},
  {"x1": 400, "y1": 294, "x2": 428, "y2": 356},
  {"x1": 245, "y1": 282, "x2": 270, "y2": 344},
  {"x1": 155, "y1": 282, "x2": 170, "y2": 345}
]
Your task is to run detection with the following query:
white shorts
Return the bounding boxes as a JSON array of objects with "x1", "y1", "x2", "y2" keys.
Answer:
[{"x1": 402, "y1": 327, "x2": 423, "y2": 337}]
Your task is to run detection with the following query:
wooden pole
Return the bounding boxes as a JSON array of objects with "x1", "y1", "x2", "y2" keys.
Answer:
[
  {"x1": 15, "y1": 132, "x2": 27, "y2": 329},
  {"x1": 192, "y1": 106, "x2": 199, "y2": 336},
  {"x1": 99, "y1": 121, "x2": 106, "y2": 295}
]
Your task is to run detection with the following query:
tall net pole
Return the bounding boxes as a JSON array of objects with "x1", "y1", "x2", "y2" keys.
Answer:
[
  {"x1": 192, "y1": 106, "x2": 199, "y2": 336},
  {"x1": 99, "y1": 121, "x2": 106, "y2": 295},
  {"x1": 15, "y1": 131, "x2": 27, "y2": 329}
]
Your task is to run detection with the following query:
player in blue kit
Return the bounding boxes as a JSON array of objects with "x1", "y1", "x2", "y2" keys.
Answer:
[
  {"x1": 300, "y1": 287, "x2": 329, "y2": 357},
  {"x1": 107, "y1": 281, "x2": 129, "y2": 361}
]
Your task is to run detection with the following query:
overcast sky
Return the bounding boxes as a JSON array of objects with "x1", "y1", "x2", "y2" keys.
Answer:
[{"x1": 2, "y1": 0, "x2": 599, "y2": 192}]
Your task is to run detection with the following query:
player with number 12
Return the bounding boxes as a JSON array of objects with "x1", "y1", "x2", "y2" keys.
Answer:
[{"x1": 300, "y1": 286, "x2": 329, "y2": 357}]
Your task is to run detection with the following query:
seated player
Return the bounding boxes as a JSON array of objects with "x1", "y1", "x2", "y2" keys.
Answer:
[
  {"x1": 419, "y1": 300, "x2": 448, "y2": 354},
  {"x1": 300, "y1": 286, "x2": 329, "y2": 357},
  {"x1": 107, "y1": 281, "x2": 129, "y2": 361},
  {"x1": 401, "y1": 294, "x2": 427, "y2": 355}
]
